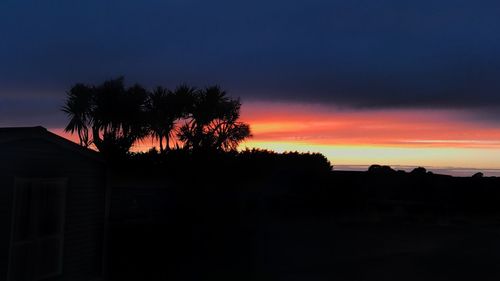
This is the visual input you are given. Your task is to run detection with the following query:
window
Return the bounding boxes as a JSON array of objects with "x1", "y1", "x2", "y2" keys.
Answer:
[{"x1": 9, "y1": 178, "x2": 67, "y2": 281}]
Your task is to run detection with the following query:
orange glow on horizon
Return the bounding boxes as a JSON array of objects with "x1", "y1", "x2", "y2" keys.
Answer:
[
  {"x1": 238, "y1": 102, "x2": 500, "y2": 173},
  {"x1": 240, "y1": 102, "x2": 500, "y2": 149}
]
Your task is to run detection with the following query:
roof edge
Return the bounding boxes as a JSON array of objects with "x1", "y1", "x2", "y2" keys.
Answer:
[{"x1": 0, "y1": 126, "x2": 105, "y2": 163}]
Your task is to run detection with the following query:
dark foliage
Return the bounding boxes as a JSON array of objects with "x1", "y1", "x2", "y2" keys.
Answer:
[
  {"x1": 125, "y1": 147, "x2": 332, "y2": 176},
  {"x1": 368, "y1": 164, "x2": 396, "y2": 174},
  {"x1": 410, "y1": 166, "x2": 428, "y2": 175},
  {"x1": 178, "y1": 86, "x2": 251, "y2": 152},
  {"x1": 63, "y1": 77, "x2": 149, "y2": 159},
  {"x1": 63, "y1": 78, "x2": 251, "y2": 159},
  {"x1": 472, "y1": 172, "x2": 484, "y2": 178}
]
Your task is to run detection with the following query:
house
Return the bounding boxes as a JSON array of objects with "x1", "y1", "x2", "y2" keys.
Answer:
[{"x1": 0, "y1": 127, "x2": 108, "y2": 281}]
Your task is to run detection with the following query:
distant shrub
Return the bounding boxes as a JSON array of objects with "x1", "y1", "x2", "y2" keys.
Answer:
[
  {"x1": 472, "y1": 172, "x2": 484, "y2": 178},
  {"x1": 410, "y1": 167, "x2": 427, "y2": 175},
  {"x1": 125, "y1": 147, "x2": 333, "y2": 176},
  {"x1": 368, "y1": 164, "x2": 395, "y2": 174},
  {"x1": 237, "y1": 148, "x2": 332, "y2": 173}
]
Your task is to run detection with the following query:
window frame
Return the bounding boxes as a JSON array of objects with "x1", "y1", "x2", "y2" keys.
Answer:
[{"x1": 8, "y1": 177, "x2": 68, "y2": 281}]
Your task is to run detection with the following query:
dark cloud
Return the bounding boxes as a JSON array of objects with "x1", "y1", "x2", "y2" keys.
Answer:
[
  {"x1": 1, "y1": 0, "x2": 500, "y2": 126},
  {"x1": 0, "y1": 98, "x2": 64, "y2": 127}
]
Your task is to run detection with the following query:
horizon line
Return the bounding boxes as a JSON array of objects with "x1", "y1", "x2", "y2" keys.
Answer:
[{"x1": 334, "y1": 164, "x2": 500, "y2": 177}]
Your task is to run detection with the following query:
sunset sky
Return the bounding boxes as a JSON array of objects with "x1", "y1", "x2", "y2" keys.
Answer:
[{"x1": 2, "y1": 0, "x2": 500, "y2": 175}]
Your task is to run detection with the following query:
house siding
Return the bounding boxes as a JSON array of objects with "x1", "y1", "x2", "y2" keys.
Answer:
[
  {"x1": 0, "y1": 176, "x2": 14, "y2": 281},
  {"x1": 0, "y1": 138, "x2": 106, "y2": 281}
]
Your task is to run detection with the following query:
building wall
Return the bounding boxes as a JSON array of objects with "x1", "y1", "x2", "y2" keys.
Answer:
[
  {"x1": 0, "y1": 174, "x2": 14, "y2": 281},
  {"x1": 0, "y1": 138, "x2": 106, "y2": 281}
]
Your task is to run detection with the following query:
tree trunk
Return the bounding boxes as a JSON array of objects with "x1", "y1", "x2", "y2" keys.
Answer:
[
  {"x1": 159, "y1": 136, "x2": 164, "y2": 153},
  {"x1": 77, "y1": 128, "x2": 84, "y2": 146},
  {"x1": 92, "y1": 126, "x2": 103, "y2": 152},
  {"x1": 165, "y1": 133, "x2": 170, "y2": 152}
]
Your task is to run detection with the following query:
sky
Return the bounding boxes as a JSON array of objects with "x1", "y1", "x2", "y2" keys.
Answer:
[{"x1": 2, "y1": 0, "x2": 500, "y2": 175}]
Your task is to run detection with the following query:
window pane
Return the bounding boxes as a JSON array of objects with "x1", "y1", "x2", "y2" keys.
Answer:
[
  {"x1": 36, "y1": 237, "x2": 62, "y2": 278},
  {"x1": 13, "y1": 182, "x2": 35, "y2": 242},
  {"x1": 10, "y1": 178, "x2": 66, "y2": 281},
  {"x1": 10, "y1": 242, "x2": 36, "y2": 281},
  {"x1": 37, "y1": 181, "x2": 65, "y2": 237}
]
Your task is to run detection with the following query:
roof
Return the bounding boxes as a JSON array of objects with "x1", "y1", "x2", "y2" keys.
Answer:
[{"x1": 0, "y1": 126, "x2": 104, "y2": 162}]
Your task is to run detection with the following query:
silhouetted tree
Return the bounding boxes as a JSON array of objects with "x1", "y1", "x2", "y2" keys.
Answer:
[
  {"x1": 145, "y1": 87, "x2": 170, "y2": 153},
  {"x1": 62, "y1": 83, "x2": 93, "y2": 147},
  {"x1": 91, "y1": 79, "x2": 149, "y2": 158},
  {"x1": 169, "y1": 85, "x2": 198, "y2": 149},
  {"x1": 64, "y1": 80, "x2": 251, "y2": 156},
  {"x1": 145, "y1": 85, "x2": 195, "y2": 153},
  {"x1": 63, "y1": 77, "x2": 149, "y2": 158},
  {"x1": 178, "y1": 86, "x2": 251, "y2": 151}
]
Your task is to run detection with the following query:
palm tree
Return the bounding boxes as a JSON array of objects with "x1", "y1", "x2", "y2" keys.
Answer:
[
  {"x1": 63, "y1": 77, "x2": 149, "y2": 158},
  {"x1": 91, "y1": 78, "x2": 149, "y2": 158},
  {"x1": 62, "y1": 83, "x2": 93, "y2": 147},
  {"x1": 145, "y1": 86, "x2": 170, "y2": 153},
  {"x1": 167, "y1": 85, "x2": 197, "y2": 150},
  {"x1": 63, "y1": 79, "x2": 250, "y2": 156},
  {"x1": 145, "y1": 85, "x2": 195, "y2": 153},
  {"x1": 178, "y1": 86, "x2": 251, "y2": 151}
]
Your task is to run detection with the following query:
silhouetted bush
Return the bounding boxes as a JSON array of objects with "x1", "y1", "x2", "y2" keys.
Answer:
[
  {"x1": 368, "y1": 164, "x2": 396, "y2": 174},
  {"x1": 125, "y1": 148, "x2": 332, "y2": 177},
  {"x1": 410, "y1": 167, "x2": 427, "y2": 175},
  {"x1": 472, "y1": 172, "x2": 484, "y2": 178}
]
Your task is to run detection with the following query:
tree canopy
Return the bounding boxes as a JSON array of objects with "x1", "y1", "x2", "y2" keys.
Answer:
[
  {"x1": 63, "y1": 77, "x2": 251, "y2": 158},
  {"x1": 178, "y1": 86, "x2": 251, "y2": 152}
]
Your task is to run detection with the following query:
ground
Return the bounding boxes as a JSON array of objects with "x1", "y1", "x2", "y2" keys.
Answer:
[
  {"x1": 111, "y1": 218, "x2": 500, "y2": 281},
  {"x1": 253, "y1": 219, "x2": 500, "y2": 281}
]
